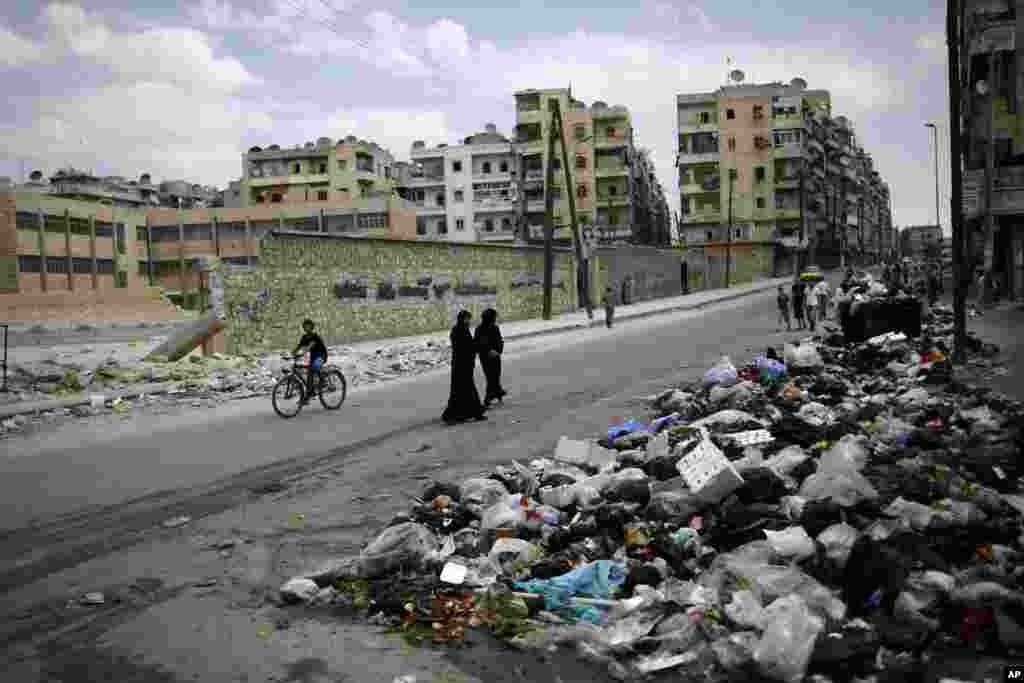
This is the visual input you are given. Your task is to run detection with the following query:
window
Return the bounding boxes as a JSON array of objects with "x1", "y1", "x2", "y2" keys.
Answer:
[
  {"x1": 551, "y1": 185, "x2": 563, "y2": 198},
  {"x1": 482, "y1": 162, "x2": 492, "y2": 174},
  {"x1": 436, "y1": 193, "x2": 445, "y2": 207},
  {"x1": 255, "y1": 194, "x2": 266, "y2": 203},
  {"x1": 726, "y1": 109, "x2": 735, "y2": 120},
  {"x1": 415, "y1": 190, "x2": 425, "y2": 201},
  {"x1": 753, "y1": 105, "x2": 764, "y2": 120},
  {"x1": 136, "y1": 227, "x2": 147, "y2": 242},
  {"x1": 319, "y1": 163, "x2": 327, "y2": 174},
  {"x1": 96, "y1": 259, "x2": 115, "y2": 275},
  {"x1": 727, "y1": 137, "x2": 736, "y2": 152},
  {"x1": 609, "y1": 185, "x2": 618, "y2": 196},
  {"x1": 95, "y1": 222, "x2": 114, "y2": 238},
  {"x1": 45, "y1": 258, "x2": 69, "y2": 275},
  {"x1": 116, "y1": 223, "x2": 126, "y2": 254},
  {"x1": 500, "y1": 161, "x2": 508, "y2": 173},
  {"x1": 577, "y1": 184, "x2": 588, "y2": 199},
  {"x1": 293, "y1": 163, "x2": 301, "y2": 174},
  {"x1": 501, "y1": 217, "x2": 512, "y2": 231},
  {"x1": 484, "y1": 219, "x2": 494, "y2": 232},
  {"x1": 384, "y1": 166, "x2": 391, "y2": 179},
  {"x1": 17, "y1": 255, "x2": 42, "y2": 273},
  {"x1": 756, "y1": 197, "x2": 766, "y2": 208},
  {"x1": 338, "y1": 160, "x2": 348, "y2": 171},
  {"x1": 735, "y1": 228, "x2": 742, "y2": 239},
  {"x1": 456, "y1": 218, "x2": 465, "y2": 230},
  {"x1": 700, "y1": 112, "x2": 711, "y2": 124},
  {"x1": 706, "y1": 231, "x2": 713, "y2": 241},
  {"x1": 452, "y1": 161, "x2": 463, "y2": 172},
  {"x1": 755, "y1": 166, "x2": 766, "y2": 183},
  {"x1": 416, "y1": 221, "x2": 427, "y2": 235},
  {"x1": 606, "y1": 126, "x2": 616, "y2": 137},
  {"x1": 553, "y1": 157, "x2": 562, "y2": 170},
  {"x1": 438, "y1": 220, "x2": 448, "y2": 235},
  {"x1": 69, "y1": 217, "x2": 91, "y2": 236},
  {"x1": 338, "y1": 187, "x2": 350, "y2": 197},
  {"x1": 357, "y1": 213, "x2": 389, "y2": 229},
  {"x1": 576, "y1": 155, "x2": 587, "y2": 169},
  {"x1": 454, "y1": 190, "x2": 464, "y2": 202},
  {"x1": 575, "y1": 124, "x2": 586, "y2": 140},
  {"x1": 317, "y1": 191, "x2": 328, "y2": 201},
  {"x1": 729, "y1": 168, "x2": 738, "y2": 180},
  {"x1": 271, "y1": 193, "x2": 283, "y2": 203}
]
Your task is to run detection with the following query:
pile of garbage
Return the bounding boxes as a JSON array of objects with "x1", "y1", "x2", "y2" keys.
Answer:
[{"x1": 279, "y1": 306, "x2": 1023, "y2": 681}]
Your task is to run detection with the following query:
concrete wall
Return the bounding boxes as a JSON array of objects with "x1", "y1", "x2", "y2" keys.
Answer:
[
  {"x1": 222, "y1": 233, "x2": 579, "y2": 353},
  {"x1": 596, "y1": 245, "x2": 685, "y2": 302}
]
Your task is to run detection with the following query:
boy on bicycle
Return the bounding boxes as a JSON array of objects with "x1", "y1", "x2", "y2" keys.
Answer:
[{"x1": 293, "y1": 319, "x2": 328, "y2": 404}]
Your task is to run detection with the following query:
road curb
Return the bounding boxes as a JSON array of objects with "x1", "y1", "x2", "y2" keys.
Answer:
[{"x1": 0, "y1": 280, "x2": 785, "y2": 421}]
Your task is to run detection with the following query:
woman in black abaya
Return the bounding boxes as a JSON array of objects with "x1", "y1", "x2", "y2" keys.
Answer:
[
  {"x1": 474, "y1": 308, "x2": 507, "y2": 407},
  {"x1": 442, "y1": 310, "x2": 487, "y2": 424}
]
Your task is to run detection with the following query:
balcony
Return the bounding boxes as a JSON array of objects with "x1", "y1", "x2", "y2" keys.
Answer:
[
  {"x1": 595, "y1": 164, "x2": 629, "y2": 177},
  {"x1": 775, "y1": 207, "x2": 801, "y2": 221},
  {"x1": 526, "y1": 199, "x2": 546, "y2": 212},
  {"x1": 774, "y1": 142, "x2": 804, "y2": 159},
  {"x1": 594, "y1": 133, "x2": 631, "y2": 149},
  {"x1": 248, "y1": 173, "x2": 329, "y2": 188},
  {"x1": 678, "y1": 151, "x2": 720, "y2": 165},
  {"x1": 403, "y1": 173, "x2": 446, "y2": 186},
  {"x1": 681, "y1": 209, "x2": 721, "y2": 224},
  {"x1": 473, "y1": 196, "x2": 517, "y2": 211},
  {"x1": 472, "y1": 170, "x2": 513, "y2": 182},
  {"x1": 774, "y1": 175, "x2": 801, "y2": 189},
  {"x1": 413, "y1": 203, "x2": 447, "y2": 215},
  {"x1": 517, "y1": 138, "x2": 545, "y2": 155}
]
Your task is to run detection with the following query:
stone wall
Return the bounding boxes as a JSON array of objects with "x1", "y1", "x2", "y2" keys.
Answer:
[
  {"x1": 596, "y1": 245, "x2": 685, "y2": 303},
  {"x1": 222, "y1": 233, "x2": 579, "y2": 352},
  {"x1": 680, "y1": 241, "x2": 778, "y2": 290}
]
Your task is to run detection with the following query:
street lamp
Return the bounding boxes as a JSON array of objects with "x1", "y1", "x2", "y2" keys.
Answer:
[{"x1": 924, "y1": 123, "x2": 941, "y2": 242}]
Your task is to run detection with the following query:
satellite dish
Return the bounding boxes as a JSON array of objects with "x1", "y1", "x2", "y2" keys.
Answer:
[
  {"x1": 730, "y1": 69, "x2": 746, "y2": 83},
  {"x1": 976, "y1": 80, "x2": 990, "y2": 96},
  {"x1": 790, "y1": 77, "x2": 807, "y2": 90}
]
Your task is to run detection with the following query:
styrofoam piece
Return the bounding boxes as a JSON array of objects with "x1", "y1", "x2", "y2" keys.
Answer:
[
  {"x1": 676, "y1": 431, "x2": 744, "y2": 503},
  {"x1": 723, "y1": 429, "x2": 776, "y2": 447},
  {"x1": 440, "y1": 562, "x2": 468, "y2": 585}
]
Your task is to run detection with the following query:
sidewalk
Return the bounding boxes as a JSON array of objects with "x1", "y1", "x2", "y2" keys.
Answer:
[{"x1": 0, "y1": 276, "x2": 791, "y2": 421}]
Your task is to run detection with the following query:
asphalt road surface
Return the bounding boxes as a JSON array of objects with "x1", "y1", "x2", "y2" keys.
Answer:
[{"x1": 0, "y1": 288, "x2": 812, "y2": 683}]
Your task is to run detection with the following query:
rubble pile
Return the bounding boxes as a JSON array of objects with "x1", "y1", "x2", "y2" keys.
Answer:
[
  {"x1": 1, "y1": 340, "x2": 452, "y2": 435},
  {"x1": 279, "y1": 305, "x2": 1024, "y2": 682}
]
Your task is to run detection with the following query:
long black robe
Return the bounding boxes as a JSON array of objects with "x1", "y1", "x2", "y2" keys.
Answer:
[
  {"x1": 442, "y1": 322, "x2": 486, "y2": 423},
  {"x1": 474, "y1": 321, "x2": 506, "y2": 403}
]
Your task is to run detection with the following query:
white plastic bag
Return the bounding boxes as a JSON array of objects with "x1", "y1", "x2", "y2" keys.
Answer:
[
  {"x1": 725, "y1": 590, "x2": 766, "y2": 630},
  {"x1": 703, "y1": 356, "x2": 739, "y2": 388},
  {"x1": 816, "y1": 523, "x2": 860, "y2": 569},
  {"x1": 480, "y1": 494, "x2": 528, "y2": 530},
  {"x1": 883, "y1": 497, "x2": 934, "y2": 531},
  {"x1": 820, "y1": 435, "x2": 869, "y2": 472},
  {"x1": 764, "y1": 526, "x2": 816, "y2": 561},
  {"x1": 754, "y1": 595, "x2": 825, "y2": 683},
  {"x1": 488, "y1": 538, "x2": 540, "y2": 572},
  {"x1": 798, "y1": 469, "x2": 878, "y2": 507},
  {"x1": 359, "y1": 522, "x2": 439, "y2": 577},
  {"x1": 784, "y1": 344, "x2": 824, "y2": 373},
  {"x1": 459, "y1": 478, "x2": 509, "y2": 509}
]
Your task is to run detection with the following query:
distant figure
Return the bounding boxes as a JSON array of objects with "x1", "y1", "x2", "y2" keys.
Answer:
[
  {"x1": 442, "y1": 310, "x2": 487, "y2": 425},
  {"x1": 812, "y1": 279, "x2": 831, "y2": 322},
  {"x1": 803, "y1": 280, "x2": 817, "y2": 332},
  {"x1": 776, "y1": 285, "x2": 791, "y2": 332},
  {"x1": 603, "y1": 286, "x2": 616, "y2": 329},
  {"x1": 791, "y1": 279, "x2": 806, "y2": 330},
  {"x1": 474, "y1": 308, "x2": 507, "y2": 408}
]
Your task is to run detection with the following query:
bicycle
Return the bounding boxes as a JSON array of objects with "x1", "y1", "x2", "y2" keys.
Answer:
[{"x1": 271, "y1": 353, "x2": 347, "y2": 419}]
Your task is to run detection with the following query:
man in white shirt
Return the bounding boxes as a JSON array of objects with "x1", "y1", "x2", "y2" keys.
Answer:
[{"x1": 812, "y1": 279, "x2": 831, "y2": 323}]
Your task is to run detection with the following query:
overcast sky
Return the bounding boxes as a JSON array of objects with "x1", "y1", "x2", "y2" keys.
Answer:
[{"x1": 0, "y1": 1, "x2": 949, "y2": 233}]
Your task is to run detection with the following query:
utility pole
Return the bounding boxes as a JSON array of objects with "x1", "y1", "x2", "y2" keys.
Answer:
[
  {"x1": 552, "y1": 99, "x2": 593, "y2": 320},
  {"x1": 516, "y1": 143, "x2": 529, "y2": 244},
  {"x1": 798, "y1": 163, "x2": 806, "y2": 273},
  {"x1": 982, "y1": 51, "x2": 999, "y2": 307},
  {"x1": 948, "y1": 0, "x2": 967, "y2": 363},
  {"x1": 542, "y1": 108, "x2": 559, "y2": 320},
  {"x1": 725, "y1": 168, "x2": 735, "y2": 288},
  {"x1": 926, "y1": 123, "x2": 941, "y2": 238}
]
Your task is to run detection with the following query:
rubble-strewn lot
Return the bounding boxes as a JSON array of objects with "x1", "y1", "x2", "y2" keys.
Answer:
[
  {"x1": 270, "y1": 302, "x2": 1024, "y2": 683},
  {"x1": 1, "y1": 340, "x2": 453, "y2": 438}
]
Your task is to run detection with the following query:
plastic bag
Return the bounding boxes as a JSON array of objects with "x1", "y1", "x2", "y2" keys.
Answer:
[
  {"x1": 480, "y1": 494, "x2": 528, "y2": 530},
  {"x1": 725, "y1": 590, "x2": 766, "y2": 630},
  {"x1": 784, "y1": 343, "x2": 824, "y2": 373},
  {"x1": 764, "y1": 527, "x2": 816, "y2": 561},
  {"x1": 798, "y1": 469, "x2": 878, "y2": 507},
  {"x1": 359, "y1": 522, "x2": 439, "y2": 578},
  {"x1": 780, "y1": 496, "x2": 808, "y2": 521},
  {"x1": 459, "y1": 478, "x2": 509, "y2": 510},
  {"x1": 712, "y1": 632, "x2": 759, "y2": 671},
  {"x1": 648, "y1": 413, "x2": 682, "y2": 433},
  {"x1": 703, "y1": 356, "x2": 739, "y2": 388},
  {"x1": 797, "y1": 402, "x2": 835, "y2": 428},
  {"x1": 764, "y1": 446, "x2": 810, "y2": 478},
  {"x1": 816, "y1": 523, "x2": 860, "y2": 569},
  {"x1": 488, "y1": 538, "x2": 541, "y2": 571},
  {"x1": 514, "y1": 560, "x2": 627, "y2": 619},
  {"x1": 754, "y1": 595, "x2": 825, "y2": 683},
  {"x1": 883, "y1": 496, "x2": 934, "y2": 531},
  {"x1": 608, "y1": 419, "x2": 646, "y2": 441},
  {"x1": 820, "y1": 435, "x2": 869, "y2": 472}
]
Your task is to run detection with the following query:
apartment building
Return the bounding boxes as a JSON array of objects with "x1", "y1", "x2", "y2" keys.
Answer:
[
  {"x1": 394, "y1": 124, "x2": 519, "y2": 242},
  {"x1": 958, "y1": 0, "x2": 1024, "y2": 299},
  {"x1": 10, "y1": 169, "x2": 220, "y2": 209},
  {"x1": 900, "y1": 225, "x2": 943, "y2": 260},
  {"x1": 241, "y1": 135, "x2": 397, "y2": 207},
  {"x1": 676, "y1": 77, "x2": 893, "y2": 271},
  {"x1": 1, "y1": 188, "x2": 417, "y2": 301},
  {"x1": 513, "y1": 88, "x2": 639, "y2": 245},
  {"x1": 632, "y1": 149, "x2": 672, "y2": 246}
]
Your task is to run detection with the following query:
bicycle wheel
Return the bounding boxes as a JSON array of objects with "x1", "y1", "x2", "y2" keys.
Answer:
[
  {"x1": 318, "y1": 367, "x2": 347, "y2": 410},
  {"x1": 272, "y1": 375, "x2": 305, "y2": 419}
]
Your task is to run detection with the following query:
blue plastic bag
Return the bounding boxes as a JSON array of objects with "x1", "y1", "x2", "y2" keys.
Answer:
[
  {"x1": 608, "y1": 419, "x2": 647, "y2": 441},
  {"x1": 648, "y1": 413, "x2": 683, "y2": 433},
  {"x1": 514, "y1": 560, "x2": 627, "y2": 623}
]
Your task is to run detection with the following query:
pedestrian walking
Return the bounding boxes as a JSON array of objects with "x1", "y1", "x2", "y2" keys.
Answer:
[
  {"x1": 805, "y1": 289, "x2": 817, "y2": 332},
  {"x1": 776, "y1": 285, "x2": 791, "y2": 332},
  {"x1": 791, "y1": 279, "x2": 806, "y2": 330},
  {"x1": 812, "y1": 279, "x2": 831, "y2": 323},
  {"x1": 603, "y1": 286, "x2": 616, "y2": 329},
  {"x1": 474, "y1": 308, "x2": 507, "y2": 407},
  {"x1": 442, "y1": 310, "x2": 487, "y2": 425}
]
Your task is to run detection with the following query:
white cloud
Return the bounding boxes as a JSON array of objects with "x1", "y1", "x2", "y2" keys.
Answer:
[
  {"x1": 291, "y1": 108, "x2": 460, "y2": 160},
  {"x1": 0, "y1": 26, "x2": 46, "y2": 67},
  {"x1": 652, "y1": 2, "x2": 714, "y2": 33},
  {"x1": 44, "y1": 2, "x2": 260, "y2": 92}
]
